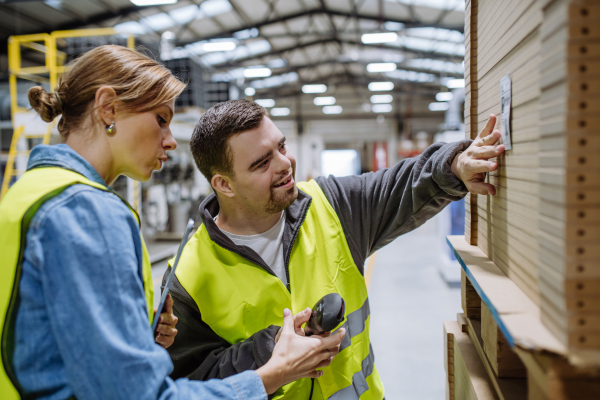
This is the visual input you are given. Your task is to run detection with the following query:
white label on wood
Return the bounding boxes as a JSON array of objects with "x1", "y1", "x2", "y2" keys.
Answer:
[{"x1": 500, "y1": 73, "x2": 512, "y2": 150}]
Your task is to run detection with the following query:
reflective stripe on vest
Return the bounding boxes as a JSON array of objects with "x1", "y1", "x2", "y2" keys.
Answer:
[
  {"x1": 175, "y1": 180, "x2": 385, "y2": 400},
  {"x1": 0, "y1": 167, "x2": 154, "y2": 400}
]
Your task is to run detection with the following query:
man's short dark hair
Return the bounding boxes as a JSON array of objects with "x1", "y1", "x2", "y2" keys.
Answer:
[{"x1": 190, "y1": 99, "x2": 267, "y2": 184}]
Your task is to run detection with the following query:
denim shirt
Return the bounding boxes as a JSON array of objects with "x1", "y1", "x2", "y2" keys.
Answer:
[{"x1": 12, "y1": 144, "x2": 267, "y2": 400}]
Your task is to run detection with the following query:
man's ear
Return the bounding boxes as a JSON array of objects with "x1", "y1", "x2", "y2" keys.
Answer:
[
  {"x1": 95, "y1": 86, "x2": 118, "y2": 127},
  {"x1": 212, "y1": 174, "x2": 235, "y2": 198}
]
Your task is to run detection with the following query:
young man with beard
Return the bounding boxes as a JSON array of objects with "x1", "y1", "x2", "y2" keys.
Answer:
[{"x1": 163, "y1": 99, "x2": 504, "y2": 399}]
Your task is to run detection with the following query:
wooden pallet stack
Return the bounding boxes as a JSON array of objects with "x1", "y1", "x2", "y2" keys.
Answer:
[{"x1": 465, "y1": 0, "x2": 600, "y2": 350}]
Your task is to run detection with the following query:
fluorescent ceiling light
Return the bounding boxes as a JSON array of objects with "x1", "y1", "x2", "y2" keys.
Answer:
[
  {"x1": 372, "y1": 104, "x2": 393, "y2": 113},
  {"x1": 323, "y1": 106, "x2": 343, "y2": 114},
  {"x1": 302, "y1": 84, "x2": 327, "y2": 93},
  {"x1": 131, "y1": 0, "x2": 177, "y2": 5},
  {"x1": 368, "y1": 82, "x2": 394, "y2": 91},
  {"x1": 370, "y1": 94, "x2": 393, "y2": 103},
  {"x1": 446, "y1": 79, "x2": 465, "y2": 88},
  {"x1": 255, "y1": 99, "x2": 275, "y2": 108},
  {"x1": 243, "y1": 67, "x2": 272, "y2": 78},
  {"x1": 114, "y1": 21, "x2": 147, "y2": 35},
  {"x1": 361, "y1": 32, "x2": 398, "y2": 44},
  {"x1": 202, "y1": 41, "x2": 236, "y2": 52},
  {"x1": 270, "y1": 107, "x2": 290, "y2": 116},
  {"x1": 436, "y1": 92, "x2": 454, "y2": 101},
  {"x1": 367, "y1": 63, "x2": 397, "y2": 73},
  {"x1": 244, "y1": 87, "x2": 255, "y2": 96},
  {"x1": 313, "y1": 96, "x2": 336, "y2": 106},
  {"x1": 429, "y1": 102, "x2": 450, "y2": 111}
]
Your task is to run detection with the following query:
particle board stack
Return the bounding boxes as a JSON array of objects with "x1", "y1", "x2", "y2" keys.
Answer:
[
  {"x1": 467, "y1": 0, "x2": 543, "y2": 308},
  {"x1": 464, "y1": 0, "x2": 479, "y2": 246},
  {"x1": 444, "y1": 318, "x2": 498, "y2": 400},
  {"x1": 464, "y1": 0, "x2": 600, "y2": 350},
  {"x1": 537, "y1": 0, "x2": 600, "y2": 350}
]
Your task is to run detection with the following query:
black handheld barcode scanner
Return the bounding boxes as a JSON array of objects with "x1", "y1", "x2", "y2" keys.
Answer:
[{"x1": 304, "y1": 293, "x2": 346, "y2": 336}]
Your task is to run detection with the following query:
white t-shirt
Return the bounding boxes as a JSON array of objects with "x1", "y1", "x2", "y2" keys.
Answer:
[{"x1": 216, "y1": 212, "x2": 288, "y2": 286}]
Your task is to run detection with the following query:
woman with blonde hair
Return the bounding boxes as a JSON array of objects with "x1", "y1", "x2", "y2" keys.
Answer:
[{"x1": 0, "y1": 45, "x2": 343, "y2": 400}]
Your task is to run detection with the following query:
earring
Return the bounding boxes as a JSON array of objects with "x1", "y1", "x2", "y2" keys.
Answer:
[{"x1": 105, "y1": 121, "x2": 116, "y2": 134}]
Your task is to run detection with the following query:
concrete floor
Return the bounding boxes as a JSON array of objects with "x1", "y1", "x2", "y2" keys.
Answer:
[{"x1": 149, "y1": 215, "x2": 462, "y2": 399}]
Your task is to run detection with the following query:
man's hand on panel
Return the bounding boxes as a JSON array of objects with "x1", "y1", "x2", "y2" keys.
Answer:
[{"x1": 451, "y1": 114, "x2": 506, "y2": 195}]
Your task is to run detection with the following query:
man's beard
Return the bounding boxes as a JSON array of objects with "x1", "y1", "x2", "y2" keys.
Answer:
[{"x1": 265, "y1": 182, "x2": 298, "y2": 214}]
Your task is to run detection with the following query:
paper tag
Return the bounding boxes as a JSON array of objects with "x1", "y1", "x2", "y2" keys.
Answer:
[{"x1": 500, "y1": 73, "x2": 512, "y2": 150}]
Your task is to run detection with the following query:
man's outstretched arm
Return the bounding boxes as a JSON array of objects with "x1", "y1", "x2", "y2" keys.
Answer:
[{"x1": 315, "y1": 115, "x2": 504, "y2": 272}]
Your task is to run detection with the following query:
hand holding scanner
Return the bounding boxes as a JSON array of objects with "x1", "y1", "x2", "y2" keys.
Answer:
[{"x1": 304, "y1": 293, "x2": 346, "y2": 336}]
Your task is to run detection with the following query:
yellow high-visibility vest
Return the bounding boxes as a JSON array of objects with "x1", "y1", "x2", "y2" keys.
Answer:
[
  {"x1": 0, "y1": 167, "x2": 154, "y2": 400},
  {"x1": 175, "y1": 180, "x2": 385, "y2": 399}
]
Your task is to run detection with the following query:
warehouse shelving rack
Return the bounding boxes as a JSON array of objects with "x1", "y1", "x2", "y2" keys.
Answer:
[{"x1": 1, "y1": 29, "x2": 142, "y2": 213}]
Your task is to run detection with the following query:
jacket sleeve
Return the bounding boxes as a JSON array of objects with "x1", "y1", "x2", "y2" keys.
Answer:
[
  {"x1": 164, "y1": 270, "x2": 279, "y2": 381},
  {"x1": 315, "y1": 140, "x2": 471, "y2": 273}
]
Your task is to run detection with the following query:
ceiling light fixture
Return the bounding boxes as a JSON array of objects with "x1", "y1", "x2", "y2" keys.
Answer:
[
  {"x1": 436, "y1": 92, "x2": 454, "y2": 101},
  {"x1": 202, "y1": 41, "x2": 236, "y2": 52},
  {"x1": 255, "y1": 99, "x2": 275, "y2": 108},
  {"x1": 446, "y1": 79, "x2": 465, "y2": 88},
  {"x1": 367, "y1": 63, "x2": 397, "y2": 73},
  {"x1": 372, "y1": 104, "x2": 393, "y2": 113},
  {"x1": 368, "y1": 82, "x2": 394, "y2": 91},
  {"x1": 361, "y1": 32, "x2": 398, "y2": 44},
  {"x1": 302, "y1": 84, "x2": 327, "y2": 93},
  {"x1": 429, "y1": 102, "x2": 450, "y2": 111},
  {"x1": 131, "y1": 0, "x2": 177, "y2": 6},
  {"x1": 243, "y1": 67, "x2": 272, "y2": 78},
  {"x1": 313, "y1": 96, "x2": 336, "y2": 106},
  {"x1": 370, "y1": 94, "x2": 393, "y2": 103},
  {"x1": 270, "y1": 107, "x2": 291, "y2": 116},
  {"x1": 323, "y1": 105, "x2": 343, "y2": 114},
  {"x1": 244, "y1": 87, "x2": 256, "y2": 96}
]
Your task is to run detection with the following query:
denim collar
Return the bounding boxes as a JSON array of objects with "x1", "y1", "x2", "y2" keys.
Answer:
[{"x1": 27, "y1": 144, "x2": 108, "y2": 187}]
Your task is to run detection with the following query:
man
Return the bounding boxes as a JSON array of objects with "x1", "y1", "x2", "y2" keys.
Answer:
[{"x1": 164, "y1": 99, "x2": 504, "y2": 399}]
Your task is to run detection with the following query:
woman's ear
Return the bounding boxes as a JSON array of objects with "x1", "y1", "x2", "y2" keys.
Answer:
[
  {"x1": 212, "y1": 174, "x2": 235, "y2": 198},
  {"x1": 95, "y1": 86, "x2": 118, "y2": 126}
]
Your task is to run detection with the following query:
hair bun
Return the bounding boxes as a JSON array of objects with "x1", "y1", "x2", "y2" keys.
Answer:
[{"x1": 28, "y1": 86, "x2": 62, "y2": 122}]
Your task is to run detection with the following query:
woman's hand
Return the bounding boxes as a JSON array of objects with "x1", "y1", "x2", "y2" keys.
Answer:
[
  {"x1": 257, "y1": 308, "x2": 345, "y2": 395},
  {"x1": 154, "y1": 294, "x2": 178, "y2": 349}
]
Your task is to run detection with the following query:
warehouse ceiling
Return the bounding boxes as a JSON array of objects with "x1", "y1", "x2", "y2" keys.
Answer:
[{"x1": 0, "y1": 0, "x2": 466, "y2": 126}]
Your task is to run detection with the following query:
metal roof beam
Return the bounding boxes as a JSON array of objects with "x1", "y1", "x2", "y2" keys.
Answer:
[
  {"x1": 176, "y1": 7, "x2": 463, "y2": 46},
  {"x1": 210, "y1": 36, "x2": 462, "y2": 68}
]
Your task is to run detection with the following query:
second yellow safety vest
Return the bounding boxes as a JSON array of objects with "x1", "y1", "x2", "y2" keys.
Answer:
[
  {"x1": 175, "y1": 180, "x2": 385, "y2": 400},
  {"x1": 0, "y1": 167, "x2": 154, "y2": 400}
]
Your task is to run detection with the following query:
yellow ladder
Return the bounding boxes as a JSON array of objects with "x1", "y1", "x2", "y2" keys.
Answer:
[{"x1": 1, "y1": 29, "x2": 140, "y2": 211}]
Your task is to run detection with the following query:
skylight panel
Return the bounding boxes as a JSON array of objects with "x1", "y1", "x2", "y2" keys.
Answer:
[
  {"x1": 200, "y1": 0, "x2": 232, "y2": 17},
  {"x1": 114, "y1": 21, "x2": 147, "y2": 35},
  {"x1": 139, "y1": 13, "x2": 175, "y2": 31},
  {"x1": 169, "y1": 5, "x2": 201, "y2": 24}
]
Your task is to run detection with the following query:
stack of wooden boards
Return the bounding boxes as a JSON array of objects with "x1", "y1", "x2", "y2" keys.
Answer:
[
  {"x1": 443, "y1": 309, "x2": 527, "y2": 400},
  {"x1": 464, "y1": 0, "x2": 600, "y2": 349},
  {"x1": 453, "y1": 268, "x2": 600, "y2": 399}
]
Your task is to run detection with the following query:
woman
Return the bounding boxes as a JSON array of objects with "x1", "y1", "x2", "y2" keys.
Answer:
[{"x1": 0, "y1": 45, "x2": 344, "y2": 400}]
